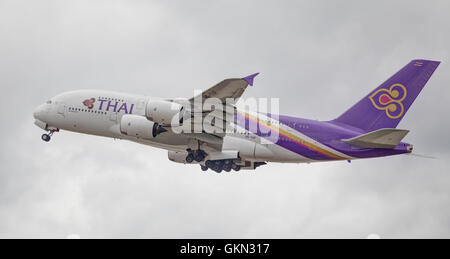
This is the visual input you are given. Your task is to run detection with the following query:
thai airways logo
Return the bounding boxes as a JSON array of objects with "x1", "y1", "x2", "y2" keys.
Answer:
[
  {"x1": 369, "y1": 83, "x2": 407, "y2": 119},
  {"x1": 82, "y1": 97, "x2": 135, "y2": 114},
  {"x1": 83, "y1": 98, "x2": 96, "y2": 109}
]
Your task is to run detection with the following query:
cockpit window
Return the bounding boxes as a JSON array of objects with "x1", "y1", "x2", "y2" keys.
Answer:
[{"x1": 46, "y1": 100, "x2": 52, "y2": 104}]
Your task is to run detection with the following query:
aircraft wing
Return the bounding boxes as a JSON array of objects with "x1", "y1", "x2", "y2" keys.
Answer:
[
  {"x1": 180, "y1": 73, "x2": 259, "y2": 150},
  {"x1": 188, "y1": 73, "x2": 259, "y2": 105}
]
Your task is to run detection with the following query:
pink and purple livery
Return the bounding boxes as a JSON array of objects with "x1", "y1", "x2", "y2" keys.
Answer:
[{"x1": 33, "y1": 59, "x2": 441, "y2": 172}]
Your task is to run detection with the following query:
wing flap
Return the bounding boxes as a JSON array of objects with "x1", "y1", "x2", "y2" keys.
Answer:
[{"x1": 342, "y1": 128, "x2": 409, "y2": 149}]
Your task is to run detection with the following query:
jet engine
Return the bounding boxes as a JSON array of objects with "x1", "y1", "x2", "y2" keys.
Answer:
[
  {"x1": 145, "y1": 100, "x2": 185, "y2": 126},
  {"x1": 120, "y1": 114, "x2": 167, "y2": 138}
]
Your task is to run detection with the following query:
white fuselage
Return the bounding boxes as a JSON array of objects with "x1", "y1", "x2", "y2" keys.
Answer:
[{"x1": 33, "y1": 90, "x2": 345, "y2": 165}]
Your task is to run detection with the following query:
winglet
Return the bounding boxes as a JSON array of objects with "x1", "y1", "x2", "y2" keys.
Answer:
[{"x1": 242, "y1": 73, "x2": 259, "y2": 86}]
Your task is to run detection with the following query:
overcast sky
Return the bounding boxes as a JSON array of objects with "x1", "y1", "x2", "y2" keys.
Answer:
[{"x1": 0, "y1": 0, "x2": 449, "y2": 238}]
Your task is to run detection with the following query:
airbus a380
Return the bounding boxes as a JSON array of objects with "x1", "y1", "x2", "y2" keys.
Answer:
[{"x1": 33, "y1": 59, "x2": 440, "y2": 173}]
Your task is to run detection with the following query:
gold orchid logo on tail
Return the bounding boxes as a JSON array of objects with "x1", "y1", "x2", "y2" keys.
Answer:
[{"x1": 369, "y1": 84, "x2": 407, "y2": 119}]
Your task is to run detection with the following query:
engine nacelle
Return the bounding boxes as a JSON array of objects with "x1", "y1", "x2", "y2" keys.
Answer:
[
  {"x1": 146, "y1": 100, "x2": 184, "y2": 126},
  {"x1": 168, "y1": 151, "x2": 192, "y2": 164},
  {"x1": 120, "y1": 114, "x2": 161, "y2": 139}
]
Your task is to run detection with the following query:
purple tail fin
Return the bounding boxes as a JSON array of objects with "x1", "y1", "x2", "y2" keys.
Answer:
[{"x1": 333, "y1": 59, "x2": 440, "y2": 131}]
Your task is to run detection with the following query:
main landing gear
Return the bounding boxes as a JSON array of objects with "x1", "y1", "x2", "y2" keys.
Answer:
[
  {"x1": 183, "y1": 148, "x2": 242, "y2": 173},
  {"x1": 185, "y1": 149, "x2": 206, "y2": 163},
  {"x1": 41, "y1": 129, "x2": 59, "y2": 142},
  {"x1": 204, "y1": 160, "x2": 241, "y2": 174}
]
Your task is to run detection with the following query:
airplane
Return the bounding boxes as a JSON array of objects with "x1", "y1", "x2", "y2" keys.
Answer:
[{"x1": 33, "y1": 59, "x2": 440, "y2": 173}]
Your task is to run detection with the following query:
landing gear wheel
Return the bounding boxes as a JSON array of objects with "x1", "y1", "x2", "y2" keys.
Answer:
[
  {"x1": 205, "y1": 160, "x2": 214, "y2": 168},
  {"x1": 194, "y1": 154, "x2": 205, "y2": 163},
  {"x1": 212, "y1": 161, "x2": 223, "y2": 173},
  {"x1": 186, "y1": 154, "x2": 194, "y2": 163},
  {"x1": 201, "y1": 165, "x2": 208, "y2": 172},
  {"x1": 40, "y1": 128, "x2": 58, "y2": 142},
  {"x1": 41, "y1": 134, "x2": 51, "y2": 142},
  {"x1": 223, "y1": 164, "x2": 232, "y2": 172},
  {"x1": 211, "y1": 165, "x2": 220, "y2": 173}
]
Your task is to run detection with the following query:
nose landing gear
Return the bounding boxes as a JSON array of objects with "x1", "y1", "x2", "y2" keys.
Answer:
[
  {"x1": 41, "y1": 129, "x2": 59, "y2": 142},
  {"x1": 41, "y1": 134, "x2": 51, "y2": 142}
]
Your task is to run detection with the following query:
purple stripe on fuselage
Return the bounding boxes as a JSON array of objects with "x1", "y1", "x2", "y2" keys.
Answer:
[
  {"x1": 277, "y1": 115, "x2": 410, "y2": 159},
  {"x1": 236, "y1": 114, "x2": 336, "y2": 160},
  {"x1": 235, "y1": 112, "x2": 410, "y2": 160}
]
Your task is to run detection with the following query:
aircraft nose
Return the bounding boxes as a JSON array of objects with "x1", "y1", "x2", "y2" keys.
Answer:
[{"x1": 33, "y1": 104, "x2": 46, "y2": 121}]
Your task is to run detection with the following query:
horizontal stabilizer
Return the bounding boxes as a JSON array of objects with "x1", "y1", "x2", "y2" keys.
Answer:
[
  {"x1": 408, "y1": 153, "x2": 436, "y2": 159},
  {"x1": 342, "y1": 128, "x2": 409, "y2": 149}
]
